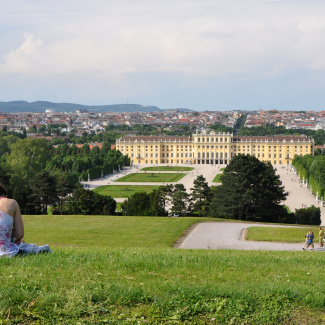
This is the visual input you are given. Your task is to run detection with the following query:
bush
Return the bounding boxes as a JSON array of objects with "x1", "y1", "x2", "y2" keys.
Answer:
[{"x1": 295, "y1": 205, "x2": 321, "y2": 225}]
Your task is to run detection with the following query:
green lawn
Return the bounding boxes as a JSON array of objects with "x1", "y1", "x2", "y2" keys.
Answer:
[
  {"x1": 212, "y1": 173, "x2": 223, "y2": 183},
  {"x1": 2, "y1": 217, "x2": 325, "y2": 324},
  {"x1": 94, "y1": 185, "x2": 160, "y2": 198},
  {"x1": 22, "y1": 215, "x2": 208, "y2": 248},
  {"x1": 115, "y1": 172, "x2": 186, "y2": 183},
  {"x1": 246, "y1": 226, "x2": 319, "y2": 243},
  {"x1": 141, "y1": 166, "x2": 194, "y2": 171}
]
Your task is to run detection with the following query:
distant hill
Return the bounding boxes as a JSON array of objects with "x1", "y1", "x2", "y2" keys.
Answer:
[{"x1": 0, "y1": 101, "x2": 192, "y2": 113}]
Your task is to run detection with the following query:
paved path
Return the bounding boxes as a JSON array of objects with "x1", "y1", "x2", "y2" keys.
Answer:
[{"x1": 177, "y1": 221, "x2": 325, "y2": 251}]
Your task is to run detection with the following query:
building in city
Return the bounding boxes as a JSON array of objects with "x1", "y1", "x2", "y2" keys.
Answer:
[{"x1": 115, "y1": 131, "x2": 314, "y2": 165}]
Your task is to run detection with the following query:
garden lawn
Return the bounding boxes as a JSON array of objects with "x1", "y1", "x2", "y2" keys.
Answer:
[
  {"x1": 2, "y1": 217, "x2": 325, "y2": 324},
  {"x1": 94, "y1": 185, "x2": 160, "y2": 198},
  {"x1": 22, "y1": 215, "x2": 211, "y2": 248},
  {"x1": 212, "y1": 173, "x2": 222, "y2": 183},
  {"x1": 246, "y1": 226, "x2": 319, "y2": 243},
  {"x1": 141, "y1": 166, "x2": 194, "y2": 171},
  {"x1": 114, "y1": 172, "x2": 186, "y2": 182}
]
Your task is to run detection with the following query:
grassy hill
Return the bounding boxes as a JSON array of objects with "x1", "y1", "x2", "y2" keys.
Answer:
[{"x1": 1, "y1": 216, "x2": 324, "y2": 324}]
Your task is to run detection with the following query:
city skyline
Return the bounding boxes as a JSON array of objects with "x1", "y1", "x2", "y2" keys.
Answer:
[{"x1": 1, "y1": 1, "x2": 325, "y2": 111}]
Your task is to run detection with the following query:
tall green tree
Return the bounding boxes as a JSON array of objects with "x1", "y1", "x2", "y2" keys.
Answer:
[
  {"x1": 0, "y1": 138, "x2": 9, "y2": 158},
  {"x1": 149, "y1": 188, "x2": 168, "y2": 216},
  {"x1": 171, "y1": 184, "x2": 189, "y2": 216},
  {"x1": 159, "y1": 184, "x2": 174, "y2": 210},
  {"x1": 5, "y1": 138, "x2": 51, "y2": 183},
  {"x1": 120, "y1": 192, "x2": 152, "y2": 216},
  {"x1": 210, "y1": 154, "x2": 288, "y2": 222},
  {"x1": 31, "y1": 170, "x2": 59, "y2": 214},
  {"x1": 190, "y1": 175, "x2": 212, "y2": 216}
]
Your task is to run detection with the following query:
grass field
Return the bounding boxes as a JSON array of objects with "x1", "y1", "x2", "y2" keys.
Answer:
[
  {"x1": 246, "y1": 226, "x2": 319, "y2": 243},
  {"x1": 1, "y1": 217, "x2": 325, "y2": 324},
  {"x1": 114, "y1": 172, "x2": 186, "y2": 183},
  {"x1": 141, "y1": 166, "x2": 194, "y2": 171},
  {"x1": 212, "y1": 173, "x2": 222, "y2": 183},
  {"x1": 94, "y1": 185, "x2": 160, "y2": 198}
]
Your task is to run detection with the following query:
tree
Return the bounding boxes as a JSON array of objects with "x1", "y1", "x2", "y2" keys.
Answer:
[
  {"x1": 28, "y1": 125, "x2": 37, "y2": 133},
  {"x1": 101, "y1": 142, "x2": 111, "y2": 154},
  {"x1": 5, "y1": 138, "x2": 51, "y2": 183},
  {"x1": 31, "y1": 170, "x2": 59, "y2": 214},
  {"x1": 315, "y1": 148, "x2": 322, "y2": 156},
  {"x1": 190, "y1": 175, "x2": 212, "y2": 216},
  {"x1": 120, "y1": 192, "x2": 152, "y2": 216},
  {"x1": 55, "y1": 173, "x2": 70, "y2": 214},
  {"x1": 0, "y1": 166, "x2": 11, "y2": 197},
  {"x1": 159, "y1": 184, "x2": 173, "y2": 210},
  {"x1": 65, "y1": 186, "x2": 116, "y2": 215},
  {"x1": 0, "y1": 138, "x2": 9, "y2": 158},
  {"x1": 80, "y1": 144, "x2": 91, "y2": 155},
  {"x1": 209, "y1": 154, "x2": 288, "y2": 222},
  {"x1": 295, "y1": 206, "x2": 321, "y2": 225},
  {"x1": 149, "y1": 188, "x2": 168, "y2": 216},
  {"x1": 171, "y1": 184, "x2": 190, "y2": 216}
]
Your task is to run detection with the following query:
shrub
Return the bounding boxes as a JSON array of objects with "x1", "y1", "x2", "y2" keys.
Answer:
[{"x1": 295, "y1": 205, "x2": 321, "y2": 225}]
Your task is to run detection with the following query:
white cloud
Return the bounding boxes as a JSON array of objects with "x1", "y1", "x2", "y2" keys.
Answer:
[{"x1": 1, "y1": 0, "x2": 325, "y2": 108}]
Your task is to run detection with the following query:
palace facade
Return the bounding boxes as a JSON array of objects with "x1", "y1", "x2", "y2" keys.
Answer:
[{"x1": 115, "y1": 131, "x2": 314, "y2": 165}]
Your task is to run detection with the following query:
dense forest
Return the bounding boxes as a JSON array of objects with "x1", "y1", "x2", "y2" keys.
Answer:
[{"x1": 0, "y1": 129, "x2": 129, "y2": 214}]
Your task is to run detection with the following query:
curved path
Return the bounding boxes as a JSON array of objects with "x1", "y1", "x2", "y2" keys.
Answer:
[{"x1": 177, "y1": 222, "x2": 325, "y2": 251}]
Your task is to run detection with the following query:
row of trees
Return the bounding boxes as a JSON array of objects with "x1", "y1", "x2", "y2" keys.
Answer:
[
  {"x1": 121, "y1": 175, "x2": 213, "y2": 216},
  {"x1": 120, "y1": 176, "x2": 213, "y2": 217},
  {"x1": 292, "y1": 154, "x2": 325, "y2": 199},
  {"x1": 237, "y1": 125, "x2": 325, "y2": 145},
  {"x1": 120, "y1": 155, "x2": 320, "y2": 225}
]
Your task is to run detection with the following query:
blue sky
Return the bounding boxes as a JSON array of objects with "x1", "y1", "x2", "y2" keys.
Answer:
[{"x1": 1, "y1": 0, "x2": 325, "y2": 110}]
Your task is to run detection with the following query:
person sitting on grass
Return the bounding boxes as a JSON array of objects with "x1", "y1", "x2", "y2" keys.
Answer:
[
  {"x1": 303, "y1": 230, "x2": 314, "y2": 251},
  {"x1": 0, "y1": 184, "x2": 51, "y2": 257}
]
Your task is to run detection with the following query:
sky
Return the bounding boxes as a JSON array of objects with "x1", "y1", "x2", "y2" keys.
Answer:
[{"x1": 1, "y1": 0, "x2": 325, "y2": 111}]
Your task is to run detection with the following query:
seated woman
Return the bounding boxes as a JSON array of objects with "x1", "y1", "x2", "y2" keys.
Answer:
[{"x1": 0, "y1": 184, "x2": 51, "y2": 257}]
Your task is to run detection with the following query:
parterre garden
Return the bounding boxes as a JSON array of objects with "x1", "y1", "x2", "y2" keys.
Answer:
[
  {"x1": 212, "y1": 167, "x2": 225, "y2": 183},
  {"x1": 114, "y1": 172, "x2": 186, "y2": 183},
  {"x1": 141, "y1": 166, "x2": 194, "y2": 171},
  {"x1": 94, "y1": 185, "x2": 160, "y2": 198},
  {"x1": 1, "y1": 216, "x2": 325, "y2": 324}
]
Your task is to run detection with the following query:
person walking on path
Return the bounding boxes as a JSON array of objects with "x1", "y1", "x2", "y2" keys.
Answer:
[
  {"x1": 318, "y1": 227, "x2": 324, "y2": 247},
  {"x1": 303, "y1": 230, "x2": 314, "y2": 251}
]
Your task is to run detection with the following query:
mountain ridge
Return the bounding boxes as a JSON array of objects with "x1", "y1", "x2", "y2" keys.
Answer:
[{"x1": 0, "y1": 101, "x2": 192, "y2": 113}]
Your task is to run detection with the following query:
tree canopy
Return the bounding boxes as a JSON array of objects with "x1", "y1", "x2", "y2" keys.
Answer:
[{"x1": 209, "y1": 155, "x2": 288, "y2": 222}]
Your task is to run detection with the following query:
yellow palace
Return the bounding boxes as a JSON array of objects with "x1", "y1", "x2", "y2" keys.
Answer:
[{"x1": 115, "y1": 131, "x2": 314, "y2": 165}]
